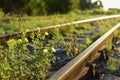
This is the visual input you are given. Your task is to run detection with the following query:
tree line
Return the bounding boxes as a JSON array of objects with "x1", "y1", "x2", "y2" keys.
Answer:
[{"x1": 0, "y1": 0, "x2": 103, "y2": 16}]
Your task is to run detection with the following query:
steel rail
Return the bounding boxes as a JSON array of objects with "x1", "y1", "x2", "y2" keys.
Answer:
[
  {"x1": 48, "y1": 23, "x2": 120, "y2": 80},
  {"x1": 40, "y1": 14, "x2": 120, "y2": 30},
  {"x1": 0, "y1": 15, "x2": 120, "y2": 43}
]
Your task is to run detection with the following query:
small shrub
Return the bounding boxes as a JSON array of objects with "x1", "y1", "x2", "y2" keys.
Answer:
[
  {"x1": 85, "y1": 37, "x2": 92, "y2": 46},
  {"x1": 0, "y1": 30, "x2": 56, "y2": 79},
  {"x1": 107, "y1": 57, "x2": 119, "y2": 73},
  {"x1": 64, "y1": 35, "x2": 79, "y2": 57},
  {"x1": 0, "y1": 9, "x2": 4, "y2": 17}
]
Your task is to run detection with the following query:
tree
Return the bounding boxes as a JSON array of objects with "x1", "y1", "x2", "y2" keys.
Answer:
[
  {"x1": 80, "y1": 0, "x2": 93, "y2": 10},
  {"x1": 26, "y1": 0, "x2": 47, "y2": 16},
  {"x1": 70, "y1": 0, "x2": 81, "y2": 10},
  {"x1": 45, "y1": 0, "x2": 72, "y2": 14},
  {"x1": 92, "y1": 0, "x2": 103, "y2": 9},
  {"x1": 0, "y1": 0, "x2": 28, "y2": 14}
]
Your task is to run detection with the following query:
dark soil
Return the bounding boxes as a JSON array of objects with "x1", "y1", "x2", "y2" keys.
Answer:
[
  {"x1": 80, "y1": 39, "x2": 120, "y2": 80},
  {"x1": 47, "y1": 24, "x2": 120, "y2": 80}
]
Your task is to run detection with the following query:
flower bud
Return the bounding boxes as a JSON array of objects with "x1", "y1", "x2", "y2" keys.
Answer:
[
  {"x1": 51, "y1": 47, "x2": 56, "y2": 52},
  {"x1": 25, "y1": 29, "x2": 30, "y2": 32},
  {"x1": 37, "y1": 27, "x2": 40, "y2": 30},
  {"x1": 18, "y1": 39, "x2": 23, "y2": 43},
  {"x1": 43, "y1": 49, "x2": 48, "y2": 53},
  {"x1": 23, "y1": 38, "x2": 28, "y2": 43},
  {"x1": 45, "y1": 32, "x2": 49, "y2": 36}
]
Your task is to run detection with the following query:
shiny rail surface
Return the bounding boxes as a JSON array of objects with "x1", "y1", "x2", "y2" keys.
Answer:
[
  {"x1": 0, "y1": 15, "x2": 120, "y2": 43},
  {"x1": 48, "y1": 23, "x2": 120, "y2": 80}
]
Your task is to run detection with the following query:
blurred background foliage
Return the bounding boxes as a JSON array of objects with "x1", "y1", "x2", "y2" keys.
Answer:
[
  {"x1": 0, "y1": 0, "x2": 120, "y2": 34},
  {"x1": 0, "y1": 0, "x2": 104, "y2": 16}
]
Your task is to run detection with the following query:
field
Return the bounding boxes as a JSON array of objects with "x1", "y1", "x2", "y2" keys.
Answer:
[{"x1": 0, "y1": 9, "x2": 120, "y2": 34}]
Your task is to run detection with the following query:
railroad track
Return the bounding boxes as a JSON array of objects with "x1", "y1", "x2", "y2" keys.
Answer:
[
  {"x1": 48, "y1": 22, "x2": 120, "y2": 80},
  {"x1": 0, "y1": 15, "x2": 120, "y2": 80}
]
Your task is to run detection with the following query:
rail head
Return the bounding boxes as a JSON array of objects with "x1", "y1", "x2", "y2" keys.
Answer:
[
  {"x1": 41, "y1": 14, "x2": 120, "y2": 30},
  {"x1": 48, "y1": 23, "x2": 120, "y2": 80}
]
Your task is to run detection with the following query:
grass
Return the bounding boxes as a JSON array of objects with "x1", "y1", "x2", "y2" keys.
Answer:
[
  {"x1": 107, "y1": 57, "x2": 119, "y2": 73},
  {"x1": 0, "y1": 8, "x2": 120, "y2": 35}
]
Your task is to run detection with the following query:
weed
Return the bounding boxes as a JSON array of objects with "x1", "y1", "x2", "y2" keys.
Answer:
[
  {"x1": 64, "y1": 35, "x2": 79, "y2": 57},
  {"x1": 0, "y1": 30, "x2": 56, "y2": 79},
  {"x1": 85, "y1": 37, "x2": 92, "y2": 46},
  {"x1": 107, "y1": 57, "x2": 119, "y2": 73},
  {"x1": 106, "y1": 37, "x2": 113, "y2": 51}
]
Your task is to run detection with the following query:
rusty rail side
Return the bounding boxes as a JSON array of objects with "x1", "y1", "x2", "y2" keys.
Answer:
[
  {"x1": 0, "y1": 15, "x2": 120, "y2": 43},
  {"x1": 48, "y1": 23, "x2": 120, "y2": 80}
]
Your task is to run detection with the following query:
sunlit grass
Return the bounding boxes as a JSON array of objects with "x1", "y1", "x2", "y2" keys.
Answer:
[{"x1": 0, "y1": 9, "x2": 120, "y2": 34}]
